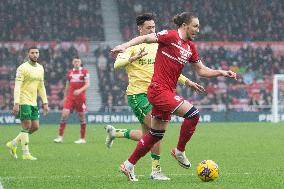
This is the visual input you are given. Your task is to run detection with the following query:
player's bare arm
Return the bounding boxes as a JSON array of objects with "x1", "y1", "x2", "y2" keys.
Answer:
[
  {"x1": 63, "y1": 81, "x2": 70, "y2": 99},
  {"x1": 74, "y1": 80, "x2": 90, "y2": 95},
  {"x1": 43, "y1": 103, "x2": 49, "y2": 116},
  {"x1": 12, "y1": 103, "x2": 19, "y2": 116},
  {"x1": 128, "y1": 47, "x2": 148, "y2": 63},
  {"x1": 111, "y1": 33, "x2": 157, "y2": 54},
  {"x1": 184, "y1": 79, "x2": 206, "y2": 93},
  {"x1": 192, "y1": 60, "x2": 237, "y2": 80},
  {"x1": 177, "y1": 74, "x2": 205, "y2": 93}
]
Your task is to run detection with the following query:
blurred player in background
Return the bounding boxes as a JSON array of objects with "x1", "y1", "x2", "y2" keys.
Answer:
[
  {"x1": 54, "y1": 56, "x2": 90, "y2": 144},
  {"x1": 6, "y1": 46, "x2": 49, "y2": 160},
  {"x1": 112, "y1": 12, "x2": 237, "y2": 181},
  {"x1": 105, "y1": 13, "x2": 204, "y2": 180}
]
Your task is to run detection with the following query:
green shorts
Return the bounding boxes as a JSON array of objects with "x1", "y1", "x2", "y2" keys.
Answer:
[
  {"x1": 127, "y1": 93, "x2": 152, "y2": 124},
  {"x1": 16, "y1": 105, "x2": 40, "y2": 121}
]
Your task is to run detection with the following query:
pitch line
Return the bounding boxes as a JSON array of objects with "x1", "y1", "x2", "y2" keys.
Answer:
[{"x1": 1, "y1": 172, "x2": 252, "y2": 181}]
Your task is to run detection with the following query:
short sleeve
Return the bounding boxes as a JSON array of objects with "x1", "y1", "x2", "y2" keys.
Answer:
[
  {"x1": 189, "y1": 42, "x2": 200, "y2": 63},
  {"x1": 156, "y1": 30, "x2": 175, "y2": 45}
]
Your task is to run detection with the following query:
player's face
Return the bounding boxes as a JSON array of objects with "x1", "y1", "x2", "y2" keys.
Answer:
[
  {"x1": 72, "y1": 58, "x2": 82, "y2": 69},
  {"x1": 28, "y1": 49, "x2": 39, "y2": 62},
  {"x1": 184, "y1": 17, "x2": 200, "y2": 40},
  {"x1": 138, "y1": 20, "x2": 155, "y2": 35}
]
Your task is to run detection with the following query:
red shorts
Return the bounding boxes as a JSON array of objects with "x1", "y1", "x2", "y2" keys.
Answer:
[
  {"x1": 63, "y1": 97, "x2": 87, "y2": 112},
  {"x1": 147, "y1": 83, "x2": 184, "y2": 121}
]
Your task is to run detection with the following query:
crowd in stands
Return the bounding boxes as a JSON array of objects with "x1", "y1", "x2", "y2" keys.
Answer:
[
  {"x1": 117, "y1": 0, "x2": 284, "y2": 41},
  {"x1": 0, "y1": 0, "x2": 104, "y2": 41},
  {"x1": 1, "y1": 0, "x2": 283, "y2": 112},
  {"x1": 94, "y1": 44, "x2": 284, "y2": 112},
  {"x1": 0, "y1": 46, "x2": 78, "y2": 110}
]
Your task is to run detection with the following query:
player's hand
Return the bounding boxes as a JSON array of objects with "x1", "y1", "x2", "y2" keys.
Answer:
[
  {"x1": 111, "y1": 44, "x2": 128, "y2": 55},
  {"x1": 221, "y1": 70, "x2": 237, "y2": 80},
  {"x1": 185, "y1": 80, "x2": 206, "y2": 93},
  {"x1": 73, "y1": 89, "x2": 81, "y2": 95},
  {"x1": 129, "y1": 47, "x2": 148, "y2": 62},
  {"x1": 43, "y1": 104, "x2": 49, "y2": 116},
  {"x1": 12, "y1": 104, "x2": 19, "y2": 116}
]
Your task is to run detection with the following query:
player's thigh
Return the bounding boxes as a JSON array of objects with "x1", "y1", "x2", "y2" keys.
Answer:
[
  {"x1": 173, "y1": 100, "x2": 194, "y2": 117},
  {"x1": 17, "y1": 105, "x2": 32, "y2": 121},
  {"x1": 74, "y1": 98, "x2": 87, "y2": 113},
  {"x1": 151, "y1": 117, "x2": 169, "y2": 131},
  {"x1": 30, "y1": 106, "x2": 40, "y2": 120},
  {"x1": 143, "y1": 112, "x2": 152, "y2": 128},
  {"x1": 61, "y1": 109, "x2": 71, "y2": 119},
  {"x1": 141, "y1": 123, "x2": 150, "y2": 135},
  {"x1": 21, "y1": 120, "x2": 32, "y2": 130},
  {"x1": 31, "y1": 120, "x2": 40, "y2": 130},
  {"x1": 148, "y1": 90, "x2": 184, "y2": 121},
  {"x1": 63, "y1": 98, "x2": 74, "y2": 113},
  {"x1": 127, "y1": 93, "x2": 152, "y2": 125}
]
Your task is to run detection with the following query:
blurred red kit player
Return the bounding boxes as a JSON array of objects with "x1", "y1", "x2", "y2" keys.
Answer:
[{"x1": 54, "y1": 56, "x2": 90, "y2": 144}]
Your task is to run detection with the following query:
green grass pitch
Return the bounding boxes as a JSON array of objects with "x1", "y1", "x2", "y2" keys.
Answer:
[{"x1": 0, "y1": 122, "x2": 284, "y2": 189}]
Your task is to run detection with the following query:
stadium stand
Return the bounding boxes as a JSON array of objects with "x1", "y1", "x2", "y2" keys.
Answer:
[
  {"x1": 0, "y1": 0, "x2": 104, "y2": 41},
  {"x1": 93, "y1": 44, "x2": 284, "y2": 112},
  {"x1": 117, "y1": 0, "x2": 284, "y2": 41},
  {"x1": 0, "y1": 0, "x2": 283, "y2": 112}
]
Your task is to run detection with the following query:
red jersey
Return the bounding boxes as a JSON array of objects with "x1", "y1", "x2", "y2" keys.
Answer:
[
  {"x1": 151, "y1": 30, "x2": 200, "y2": 91},
  {"x1": 66, "y1": 67, "x2": 89, "y2": 99}
]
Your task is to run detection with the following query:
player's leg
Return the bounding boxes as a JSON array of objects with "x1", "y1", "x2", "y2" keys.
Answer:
[
  {"x1": 29, "y1": 106, "x2": 40, "y2": 134},
  {"x1": 54, "y1": 98, "x2": 73, "y2": 143},
  {"x1": 105, "y1": 94, "x2": 148, "y2": 148},
  {"x1": 140, "y1": 112, "x2": 169, "y2": 180},
  {"x1": 171, "y1": 100, "x2": 200, "y2": 169},
  {"x1": 105, "y1": 124, "x2": 142, "y2": 148},
  {"x1": 54, "y1": 109, "x2": 70, "y2": 143},
  {"x1": 105, "y1": 125, "x2": 142, "y2": 141},
  {"x1": 74, "y1": 112, "x2": 87, "y2": 144},
  {"x1": 74, "y1": 99, "x2": 88, "y2": 144},
  {"x1": 7, "y1": 105, "x2": 36, "y2": 160},
  {"x1": 21, "y1": 106, "x2": 40, "y2": 160},
  {"x1": 120, "y1": 117, "x2": 169, "y2": 181}
]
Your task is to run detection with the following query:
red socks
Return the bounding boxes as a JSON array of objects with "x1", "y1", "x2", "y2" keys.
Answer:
[
  {"x1": 128, "y1": 131, "x2": 163, "y2": 165},
  {"x1": 80, "y1": 123, "x2": 87, "y2": 139},
  {"x1": 177, "y1": 115, "x2": 200, "y2": 152},
  {"x1": 59, "y1": 122, "x2": 66, "y2": 136}
]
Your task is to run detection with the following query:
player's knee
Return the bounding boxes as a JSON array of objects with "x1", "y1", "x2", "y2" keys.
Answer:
[
  {"x1": 80, "y1": 119, "x2": 86, "y2": 125},
  {"x1": 29, "y1": 126, "x2": 39, "y2": 134},
  {"x1": 149, "y1": 128, "x2": 165, "y2": 140},
  {"x1": 183, "y1": 106, "x2": 200, "y2": 121},
  {"x1": 60, "y1": 117, "x2": 67, "y2": 123}
]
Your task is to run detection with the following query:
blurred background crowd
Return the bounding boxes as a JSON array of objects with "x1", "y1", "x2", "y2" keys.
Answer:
[{"x1": 0, "y1": 0, "x2": 283, "y2": 112}]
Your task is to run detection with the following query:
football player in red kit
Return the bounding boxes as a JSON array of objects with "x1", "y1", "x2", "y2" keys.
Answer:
[
  {"x1": 54, "y1": 56, "x2": 90, "y2": 144},
  {"x1": 112, "y1": 12, "x2": 237, "y2": 181}
]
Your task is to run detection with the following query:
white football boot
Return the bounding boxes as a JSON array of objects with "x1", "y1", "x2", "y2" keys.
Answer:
[
  {"x1": 74, "y1": 138, "x2": 86, "y2": 144},
  {"x1": 53, "y1": 136, "x2": 63, "y2": 143},
  {"x1": 171, "y1": 148, "x2": 191, "y2": 169},
  {"x1": 120, "y1": 161, "x2": 138, "y2": 181},
  {"x1": 105, "y1": 125, "x2": 116, "y2": 148},
  {"x1": 150, "y1": 170, "x2": 170, "y2": 180}
]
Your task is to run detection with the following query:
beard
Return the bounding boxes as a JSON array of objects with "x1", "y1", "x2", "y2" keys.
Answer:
[{"x1": 29, "y1": 56, "x2": 38, "y2": 62}]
